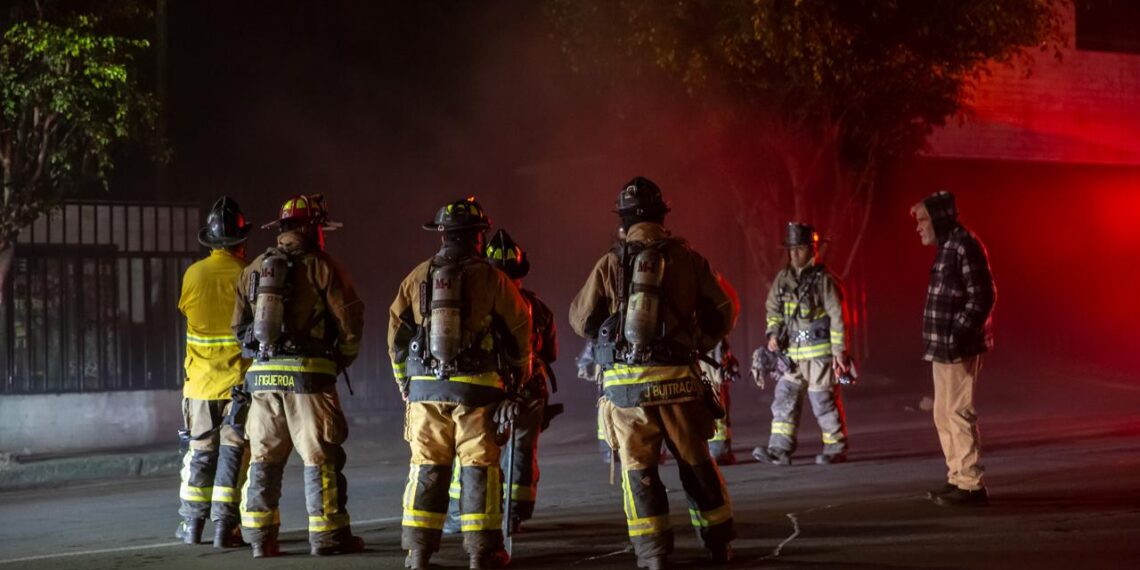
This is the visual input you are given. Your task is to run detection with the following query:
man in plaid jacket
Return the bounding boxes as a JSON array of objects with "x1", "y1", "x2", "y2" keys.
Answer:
[{"x1": 911, "y1": 190, "x2": 996, "y2": 507}]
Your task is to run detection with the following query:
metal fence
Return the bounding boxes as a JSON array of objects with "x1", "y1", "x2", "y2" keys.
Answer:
[{"x1": 1, "y1": 201, "x2": 200, "y2": 394}]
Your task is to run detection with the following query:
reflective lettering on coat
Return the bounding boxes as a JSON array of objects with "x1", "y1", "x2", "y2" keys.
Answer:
[{"x1": 255, "y1": 374, "x2": 296, "y2": 388}]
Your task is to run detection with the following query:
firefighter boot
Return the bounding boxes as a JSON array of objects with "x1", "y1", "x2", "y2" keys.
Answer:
[
  {"x1": 752, "y1": 446, "x2": 791, "y2": 465},
  {"x1": 709, "y1": 543, "x2": 733, "y2": 565},
  {"x1": 251, "y1": 540, "x2": 280, "y2": 558},
  {"x1": 405, "y1": 549, "x2": 431, "y2": 569},
  {"x1": 932, "y1": 487, "x2": 989, "y2": 507},
  {"x1": 927, "y1": 483, "x2": 956, "y2": 499},
  {"x1": 469, "y1": 549, "x2": 510, "y2": 569},
  {"x1": 213, "y1": 519, "x2": 246, "y2": 548},
  {"x1": 311, "y1": 535, "x2": 365, "y2": 556},
  {"x1": 815, "y1": 452, "x2": 848, "y2": 465},
  {"x1": 175, "y1": 517, "x2": 205, "y2": 545}
]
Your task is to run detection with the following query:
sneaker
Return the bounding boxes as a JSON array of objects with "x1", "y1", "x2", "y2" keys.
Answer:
[
  {"x1": 174, "y1": 517, "x2": 205, "y2": 545},
  {"x1": 926, "y1": 483, "x2": 957, "y2": 500},
  {"x1": 469, "y1": 548, "x2": 511, "y2": 569},
  {"x1": 252, "y1": 540, "x2": 281, "y2": 558},
  {"x1": 311, "y1": 535, "x2": 365, "y2": 556},
  {"x1": 815, "y1": 452, "x2": 847, "y2": 465},
  {"x1": 932, "y1": 487, "x2": 989, "y2": 507},
  {"x1": 752, "y1": 446, "x2": 791, "y2": 465}
]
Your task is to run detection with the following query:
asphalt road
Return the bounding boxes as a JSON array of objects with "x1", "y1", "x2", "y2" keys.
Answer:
[{"x1": 2, "y1": 365, "x2": 1139, "y2": 569}]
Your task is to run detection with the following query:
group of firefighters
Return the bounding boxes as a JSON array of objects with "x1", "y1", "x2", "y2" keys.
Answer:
[{"x1": 175, "y1": 177, "x2": 996, "y2": 569}]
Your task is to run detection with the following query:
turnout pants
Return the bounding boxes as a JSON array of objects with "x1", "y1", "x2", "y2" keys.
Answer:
[
  {"x1": 601, "y1": 398, "x2": 735, "y2": 559},
  {"x1": 768, "y1": 358, "x2": 848, "y2": 455},
  {"x1": 932, "y1": 356, "x2": 984, "y2": 490},
  {"x1": 179, "y1": 398, "x2": 249, "y2": 522},
  {"x1": 707, "y1": 381, "x2": 733, "y2": 460},
  {"x1": 239, "y1": 390, "x2": 353, "y2": 548},
  {"x1": 403, "y1": 401, "x2": 504, "y2": 556}
]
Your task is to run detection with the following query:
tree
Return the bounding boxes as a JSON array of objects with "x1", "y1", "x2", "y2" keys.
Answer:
[
  {"x1": 548, "y1": 0, "x2": 1065, "y2": 288},
  {"x1": 0, "y1": 3, "x2": 159, "y2": 303}
]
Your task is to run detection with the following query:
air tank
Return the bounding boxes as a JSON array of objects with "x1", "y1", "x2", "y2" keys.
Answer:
[
  {"x1": 623, "y1": 248, "x2": 665, "y2": 353},
  {"x1": 430, "y1": 263, "x2": 463, "y2": 363},
  {"x1": 253, "y1": 251, "x2": 289, "y2": 356}
]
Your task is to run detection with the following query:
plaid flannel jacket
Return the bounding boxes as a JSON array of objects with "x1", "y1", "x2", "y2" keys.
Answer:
[{"x1": 923, "y1": 225, "x2": 996, "y2": 363}]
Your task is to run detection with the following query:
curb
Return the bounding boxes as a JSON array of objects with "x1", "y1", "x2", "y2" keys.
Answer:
[{"x1": 0, "y1": 450, "x2": 182, "y2": 492}]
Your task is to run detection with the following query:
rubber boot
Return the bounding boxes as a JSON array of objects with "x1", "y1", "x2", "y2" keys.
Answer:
[
  {"x1": 470, "y1": 548, "x2": 511, "y2": 569},
  {"x1": 752, "y1": 446, "x2": 791, "y2": 465},
  {"x1": 311, "y1": 535, "x2": 365, "y2": 556},
  {"x1": 212, "y1": 519, "x2": 247, "y2": 548},
  {"x1": 637, "y1": 554, "x2": 669, "y2": 570},
  {"x1": 252, "y1": 540, "x2": 280, "y2": 558},
  {"x1": 709, "y1": 543, "x2": 733, "y2": 564},
  {"x1": 175, "y1": 517, "x2": 205, "y2": 545},
  {"x1": 405, "y1": 548, "x2": 431, "y2": 569}
]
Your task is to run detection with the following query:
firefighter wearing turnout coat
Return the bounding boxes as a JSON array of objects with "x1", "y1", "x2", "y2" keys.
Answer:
[
  {"x1": 175, "y1": 196, "x2": 252, "y2": 548},
  {"x1": 389, "y1": 198, "x2": 532, "y2": 570},
  {"x1": 569, "y1": 177, "x2": 738, "y2": 570},
  {"x1": 753, "y1": 223, "x2": 851, "y2": 466},
  {"x1": 232, "y1": 194, "x2": 365, "y2": 558}
]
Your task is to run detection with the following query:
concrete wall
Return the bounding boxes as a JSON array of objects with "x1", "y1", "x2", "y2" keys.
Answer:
[{"x1": 0, "y1": 390, "x2": 181, "y2": 456}]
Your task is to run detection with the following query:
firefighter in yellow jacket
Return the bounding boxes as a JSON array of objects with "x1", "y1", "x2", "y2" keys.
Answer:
[
  {"x1": 175, "y1": 197, "x2": 252, "y2": 548},
  {"x1": 389, "y1": 198, "x2": 532, "y2": 570},
  {"x1": 233, "y1": 194, "x2": 365, "y2": 558},
  {"x1": 569, "y1": 177, "x2": 738, "y2": 570},
  {"x1": 753, "y1": 222, "x2": 851, "y2": 466}
]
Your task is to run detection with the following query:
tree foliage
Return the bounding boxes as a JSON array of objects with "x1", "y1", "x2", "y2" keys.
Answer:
[{"x1": 548, "y1": 0, "x2": 1065, "y2": 279}]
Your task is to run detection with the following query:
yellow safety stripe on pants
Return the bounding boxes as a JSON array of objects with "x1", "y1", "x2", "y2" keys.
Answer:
[
  {"x1": 448, "y1": 459, "x2": 461, "y2": 499},
  {"x1": 822, "y1": 432, "x2": 844, "y2": 445},
  {"x1": 597, "y1": 410, "x2": 606, "y2": 440},
  {"x1": 186, "y1": 332, "x2": 240, "y2": 347},
  {"x1": 709, "y1": 419, "x2": 729, "y2": 442},
  {"x1": 627, "y1": 514, "x2": 671, "y2": 537},
  {"x1": 771, "y1": 421, "x2": 796, "y2": 436},
  {"x1": 460, "y1": 512, "x2": 503, "y2": 532},
  {"x1": 211, "y1": 485, "x2": 238, "y2": 504},
  {"x1": 240, "y1": 509, "x2": 281, "y2": 529},
  {"x1": 602, "y1": 364, "x2": 693, "y2": 388},
  {"x1": 409, "y1": 371, "x2": 503, "y2": 389},
  {"x1": 180, "y1": 484, "x2": 213, "y2": 503},
  {"x1": 486, "y1": 464, "x2": 503, "y2": 516},
  {"x1": 788, "y1": 343, "x2": 832, "y2": 360},
  {"x1": 392, "y1": 362, "x2": 408, "y2": 380},
  {"x1": 688, "y1": 503, "x2": 733, "y2": 529},
  {"x1": 510, "y1": 483, "x2": 535, "y2": 502},
  {"x1": 247, "y1": 357, "x2": 337, "y2": 376},
  {"x1": 404, "y1": 509, "x2": 447, "y2": 529},
  {"x1": 309, "y1": 512, "x2": 351, "y2": 533}
]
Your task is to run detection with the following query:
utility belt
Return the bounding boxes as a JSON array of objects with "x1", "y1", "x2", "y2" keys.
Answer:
[{"x1": 244, "y1": 356, "x2": 338, "y2": 394}]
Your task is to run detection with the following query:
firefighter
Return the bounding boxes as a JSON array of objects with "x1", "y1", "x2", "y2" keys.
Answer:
[
  {"x1": 389, "y1": 197, "x2": 532, "y2": 570},
  {"x1": 233, "y1": 194, "x2": 365, "y2": 558},
  {"x1": 443, "y1": 229, "x2": 558, "y2": 535},
  {"x1": 576, "y1": 344, "x2": 613, "y2": 464},
  {"x1": 752, "y1": 223, "x2": 852, "y2": 466},
  {"x1": 175, "y1": 196, "x2": 252, "y2": 548},
  {"x1": 569, "y1": 176, "x2": 738, "y2": 570}
]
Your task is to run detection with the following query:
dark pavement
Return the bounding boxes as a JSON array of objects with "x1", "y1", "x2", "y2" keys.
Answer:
[{"x1": 2, "y1": 362, "x2": 1139, "y2": 569}]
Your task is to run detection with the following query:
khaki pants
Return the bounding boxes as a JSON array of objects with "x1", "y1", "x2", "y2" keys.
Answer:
[
  {"x1": 768, "y1": 358, "x2": 847, "y2": 455},
  {"x1": 178, "y1": 398, "x2": 249, "y2": 522},
  {"x1": 932, "y1": 356, "x2": 984, "y2": 490},
  {"x1": 402, "y1": 401, "x2": 503, "y2": 556},
  {"x1": 239, "y1": 390, "x2": 352, "y2": 548},
  {"x1": 602, "y1": 398, "x2": 734, "y2": 559}
]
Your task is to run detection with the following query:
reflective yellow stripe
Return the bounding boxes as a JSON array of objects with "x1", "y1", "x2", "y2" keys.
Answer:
[
  {"x1": 627, "y1": 514, "x2": 671, "y2": 537},
  {"x1": 448, "y1": 459, "x2": 461, "y2": 499},
  {"x1": 392, "y1": 362, "x2": 408, "y2": 380},
  {"x1": 766, "y1": 317, "x2": 783, "y2": 328},
  {"x1": 248, "y1": 358, "x2": 337, "y2": 375},
  {"x1": 403, "y1": 509, "x2": 447, "y2": 529},
  {"x1": 788, "y1": 344, "x2": 832, "y2": 360},
  {"x1": 460, "y1": 513, "x2": 503, "y2": 531},
  {"x1": 771, "y1": 421, "x2": 796, "y2": 436},
  {"x1": 180, "y1": 485, "x2": 212, "y2": 502},
  {"x1": 822, "y1": 432, "x2": 844, "y2": 445},
  {"x1": 241, "y1": 509, "x2": 280, "y2": 529},
  {"x1": 709, "y1": 418, "x2": 728, "y2": 442},
  {"x1": 409, "y1": 371, "x2": 503, "y2": 388},
  {"x1": 510, "y1": 483, "x2": 535, "y2": 502},
  {"x1": 211, "y1": 485, "x2": 238, "y2": 504},
  {"x1": 309, "y1": 513, "x2": 351, "y2": 532},
  {"x1": 689, "y1": 503, "x2": 733, "y2": 528},
  {"x1": 602, "y1": 365, "x2": 693, "y2": 388},
  {"x1": 186, "y1": 333, "x2": 239, "y2": 347}
]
